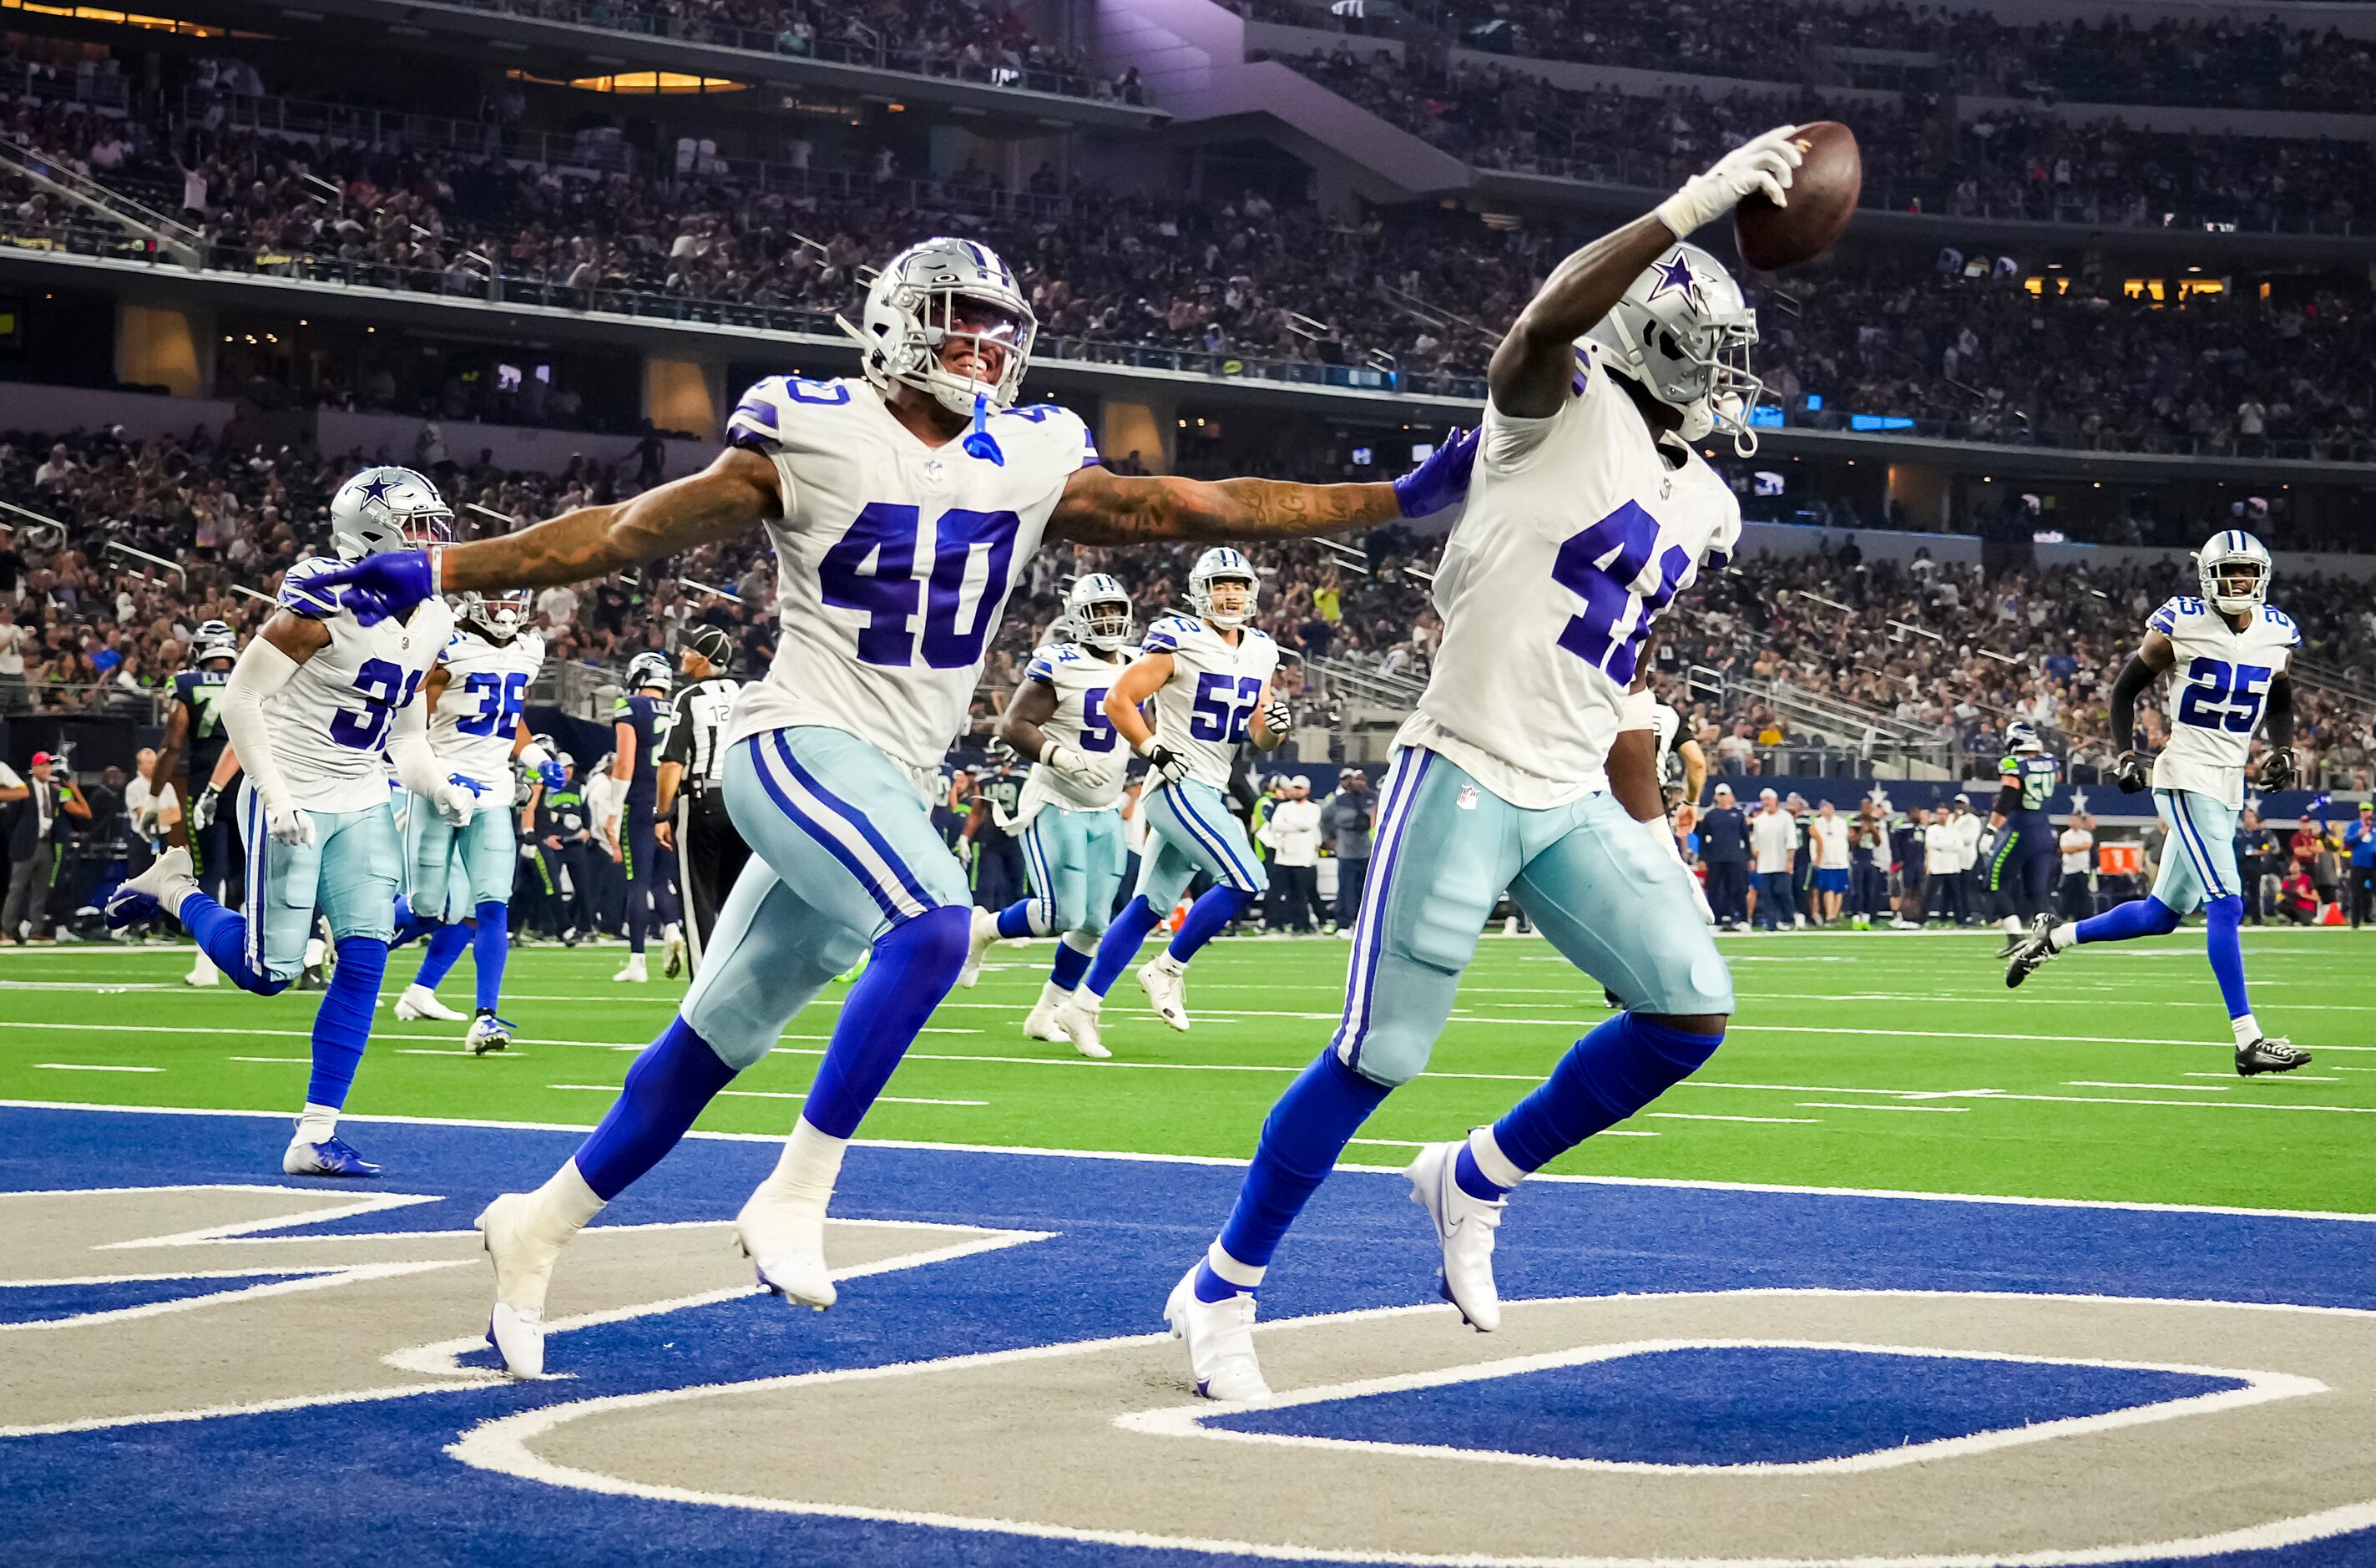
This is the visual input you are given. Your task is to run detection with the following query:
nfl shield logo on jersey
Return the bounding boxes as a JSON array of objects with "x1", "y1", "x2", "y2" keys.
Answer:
[{"x1": 1457, "y1": 784, "x2": 1479, "y2": 811}]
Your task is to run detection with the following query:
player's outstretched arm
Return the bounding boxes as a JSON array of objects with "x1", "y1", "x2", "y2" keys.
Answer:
[{"x1": 1048, "y1": 432, "x2": 1477, "y2": 545}]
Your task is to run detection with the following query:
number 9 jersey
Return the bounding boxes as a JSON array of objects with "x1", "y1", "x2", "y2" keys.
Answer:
[
  {"x1": 723, "y1": 375, "x2": 1099, "y2": 772},
  {"x1": 2150, "y1": 594, "x2": 2300, "y2": 808},
  {"x1": 1398, "y1": 347, "x2": 1740, "y2": 809},
  {"x1": 427, "y1": 625, "x2": 546, "y2": 808},
  {"x1": 270, "y1": 558, "x2": 455, "y2": 813}
]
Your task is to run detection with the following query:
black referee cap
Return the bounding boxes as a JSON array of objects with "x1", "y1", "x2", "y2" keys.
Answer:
[{"x1": 682, "y1": 624, "x2": 735, "y2": 670}]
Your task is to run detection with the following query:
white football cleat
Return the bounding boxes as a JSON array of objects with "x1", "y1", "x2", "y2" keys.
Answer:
[
  {"x1": 661, "y1": 925, "x2": 687, "y2": 979},
  {"x1": 1165, "y1": 1264, "x2": 1270, "y2": 1401},
  {"x1": 1407, "y1": 1141, "x2": 1506, "y2": 1332},
  {"x1": 393, "y1": 984, "x2": 466, "y2": 1023},
  {"x1": 465, "y1": 1010, "x2": 513, "y2": 1055},
  {"x1": 958, "y1": 906, "x2": 999, "y2": 989},
  {"x1": 184, "y1": 950, "x2": 220, "y2": 987},
  {"x1": 476, "y1": 1192, "x2": 559, "y2": 1377},
  {"x1": 735, "y1": 1185, "x2": 836, "y2": 1309},
  {"x1": 613, "y1": 953, "x2": 649, "y2": 983},
  {"x1": 1054, "y1": 994, "x2": 1109, "y2": 1060},
  {"x1": 1023, "y1": 989, "x2": 1072, "y2": 1044},
  {"x1": 1137, "y1": 956, "x2": 1191, "y2": 1032}
]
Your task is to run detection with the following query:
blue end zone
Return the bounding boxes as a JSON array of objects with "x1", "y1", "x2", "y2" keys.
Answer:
[
  {"x1": 0, "y1": 1273, "x2": 320, "y2": 1325},
  {"x1": 1209, "y1": 1346, "x2": 2247, "y2": 1467}
]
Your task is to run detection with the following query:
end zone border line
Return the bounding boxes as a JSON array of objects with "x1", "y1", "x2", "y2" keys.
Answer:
[{"x1": 4, "y1": 1098, "x2": 2374, "y2": 1227}]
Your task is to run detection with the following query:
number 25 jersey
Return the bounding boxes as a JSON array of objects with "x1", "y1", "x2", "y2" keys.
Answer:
[
  {"x1": 2150, "y1": 595, "x2": 2299, "y2": 808},
  {"x1": 725, "y1": 376, "x2": 1098, "y2": 772},
  {"x1": 1398, "y1": 350, "x2": 1741, "y2": 809}
]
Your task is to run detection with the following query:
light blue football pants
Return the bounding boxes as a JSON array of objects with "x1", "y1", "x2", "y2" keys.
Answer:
[
  {"x1": 407, "y1": 796, "x2": 517, "y2": 917},
  {"x1": 1019, "y1": 804, "x2": 1129, "y2": 937},
  {"x1": 680, "y1": 727, "x2": 971, "y2": 1070},
  {"x1": 1333, "y1": 746, "x2": 1735, "y2": 1088},
  {"x1": 2152, "y1": 787, "x2": 2242, "y2": 914},
  {"x1": 235, "y1": 781, "x2": 402, "y2": 984},
  {"x1": 1134, "y1": 777, "x2": 1268, "y2": 910}
]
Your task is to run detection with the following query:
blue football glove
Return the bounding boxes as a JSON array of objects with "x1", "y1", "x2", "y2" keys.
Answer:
[
  {"x1": 447, "y1": 774, "x2": 488, "y2": 797},
  {"x1": 1392, "y1": 427, "x2": 1479, "y2": 518},
  {"x1": 307, "y1": 549, "x2": 436, "y2": 626},
  {"x1": 538, "y1": 761, "x2": 566, "y2": 791}
]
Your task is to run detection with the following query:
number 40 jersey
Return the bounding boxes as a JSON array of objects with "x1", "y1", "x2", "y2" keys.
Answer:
[
  {"x1": 269, "y1": 558, "x2": 456, "y2": 814},
  {"x1": 1398, "y1": 349, "x2": 1741, "y2": 809},
  {"x1": 724, "y1": 375, "x2": 1099, "y2": 773},
  {"x1": 428, "y1": 626, "x2": 546, "y2": 808},
  {"x1": 2151, "y1": 595, "x2": 2300, "y2": 808}
]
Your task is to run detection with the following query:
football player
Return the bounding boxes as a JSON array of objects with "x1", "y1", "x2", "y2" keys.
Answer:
[
  {"x1": 107, "y1": 468, "x2": 478, "y2": 1175},
  {"x1": 389, "y1": 588, "x2": 564, "y2": 1052},
  {"x1": 1054, "y1": 549, "x2": 1284, "y2": 1046},
  {"x1": 145, "y1": 619, "x2": 240, "y2": 986},
  {"x1": 606, "y1": 650, "x2": 683, "y2": 982},
  {"x1": 307, "y1": 235, "x2": 1477, "y2": 1375},
  {"x1": 1987, "y1": 719, "x2": 2061, "y2": 953},
  {"x1": 2005, "y1": 531, "x2": 2311, "y2": 1075},
  {"x1": 958, "y1": 573, "x2": 1137, "y2": 1056},
  {"x1": 1163, "y1": 129, "x2": 1801, "y2": 1399}
]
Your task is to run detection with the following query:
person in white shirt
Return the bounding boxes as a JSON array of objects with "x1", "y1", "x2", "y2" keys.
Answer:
[
  {"x1": 1923, "y1": 810, "x2": 1965, "y2": 925},
  {"x1": 1806, "y1": 800, "x2": 1851, "y2": 926},
  {"x1": 2057, "y1": 813, "x2": 2095, "y2": 920},
  {"x1": 1750, "y1": 788, "x2": 1797, "y2": 931},
  {"x1": 1258, "y1": 773, "x2": 1324, "y2": 932},
  {"x1": 1949, "y1": 793, "x2": 1985, "y2": 923}
]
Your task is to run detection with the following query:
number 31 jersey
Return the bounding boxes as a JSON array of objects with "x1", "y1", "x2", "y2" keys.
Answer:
[
  {"x1": 725, "y1": 376, "x2": 1098, "y2": 772},
  {"x1": 428, "y1": 627, "x2": 546, "y2": 807},
  {"x1": 1399, "y1": 349, "x2": 1741, "y2": 809},
  {"x1": 1019, "y1": 641, "x2": 1130, "y2": 820},
  {"x1": 2150, "y1": 595, "x2": 2299, "y2": 808},
  {"x1": 270, "y1": 558, "x2": 455, "y2": 814},
  {"x1": 1142, "y1": 615, "x2": 1279, "y2": 791}
]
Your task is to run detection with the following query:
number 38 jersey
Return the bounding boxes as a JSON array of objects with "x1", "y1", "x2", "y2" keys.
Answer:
[
  {"x1": 427, "y1": 627, "x2": 546, "y2": 807},
  {"x1": 1141, "y1": 615, "x2": 1279, "y2": 791},
  {"x1": 724, "y1": 375, "x2": 1098, "y2": 772},
  {"x1": 270, "y1": 558, "x2": 455, "y2": 814},
  {"x1": 1018, "y1": 641, "x2": 1130, "y2": 820},
  {"x1": 1399, "y1": 349, "x2": 1741, "y2": 809},
  {"x1": 2150, "y1": 594, "x2": 2300, "y2": 808}
]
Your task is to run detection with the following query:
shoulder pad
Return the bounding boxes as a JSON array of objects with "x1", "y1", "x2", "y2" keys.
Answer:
[
  {"x1": 2146, "y1": 597, "x2": 2184, "y2": 635},
  {"x1": 725, "y1": 375, "x2": 854, "y2": 454},
  {"x1": 997, "y1": 403, "x2": 1100, "y2": 470},
  {"x1": 2262, "y1": 606, "x2": 2300, "y2": 642},
  {"x1": 612, "y1": 697, "x2": 631, "y2": 717},
  {"x1": 277, "y1": 558, "x2": 342, "y2": 618},
  {"x1": 1142, "y1": 617, "x2": 1196, "y2": 652},
  {"x1": 1998, "y1": 756, "x2": 2020, "y2": 776}
]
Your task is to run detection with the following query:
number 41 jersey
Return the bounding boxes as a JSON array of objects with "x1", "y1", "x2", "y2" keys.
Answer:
[
  {"x1": 428, "y1": 626, "x2": 546, "y2": 807},
  {"x1": 1398, "y1": 350, "x2": 1741, "y2": 809},
  {"x1": 725, "y1": 376, "x2": 1098, "y2": 772},
  {"x1": 2151, "y1": 595, "x2": 2300, "y2": 808},
  {"x1": 270, "y1": 559, "x2": 456, "y2": 814}
]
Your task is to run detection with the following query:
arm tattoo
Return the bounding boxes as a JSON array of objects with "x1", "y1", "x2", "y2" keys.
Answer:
[
  {"x1": 443, "y1": 451, "x2": 776, "y2": 593},
  {"x1": 1052, "y1": 468, "x2": 1398, "y2": 546}
]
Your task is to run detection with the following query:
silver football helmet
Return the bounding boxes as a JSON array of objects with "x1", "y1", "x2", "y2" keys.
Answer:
[
  {"x1": 842, "y1": 237, "x2": 1036, "y2": 419},
  {"x1": 1188, "y1": 547, "x2": 1259, "y2": 630},
  {"x1": 458, "y1": 589, "x2": 530, "y2": 642},
  {"x1": 625, "y1": 650, "x2": 673, "y2": 693},
  {"x1": 329, "y1": 466, "x2": 452, "y2": 562},
  {"x1": 2197, "y1": 529, "x2": 2272, "y2": 616},
  {"x1": 1584, "y1": 242, "x2": 1764, "y2": 455},
  {"x1": 1064, "y1": 573, "x2": 1135, "y2": 653},
  {"x1": 190, "y1": 620, "x2": 238, "y2": 669}
]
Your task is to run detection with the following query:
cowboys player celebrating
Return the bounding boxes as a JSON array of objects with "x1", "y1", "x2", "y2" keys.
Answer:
[
  {"x1": 310, "y1": 235, "x2": 1476, "y2": 1375},
  {"x1": 1165, "y1": 129, "x2": 1802, "y2": 1400},
  {"x1": 2006, "y1": 530, "x2": 2310, "y2": 1075},
  {"x1": 108, "y1": 468, "x2": 478, "y2": 1176},
  {"x1": 1058, "y1": 548, "x2": 1284, "y2": 1048},
  {"x1": 390, "y1": 587, "x2": 564, "y2": 1052},
  {"x1": 958, "y1": 573, "x2": 1137, "y2": 1056}
]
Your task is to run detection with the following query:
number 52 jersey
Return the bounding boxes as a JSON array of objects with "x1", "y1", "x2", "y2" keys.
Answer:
[
  {"x1": 1398, "y1": 348, "x2": 1741, "y2": 809},
  {"x1": 2150, "y1": 595, "x2": 2299, "y2": 808},
  {"x1": 724, "y1": 375, "x2": 1098, "y2": 772}
]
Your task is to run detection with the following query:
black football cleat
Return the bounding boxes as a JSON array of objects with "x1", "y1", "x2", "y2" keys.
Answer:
[
  {"x1": 2004, "y1": 914, "x2": 2059, "y2": 989},
  {"x1": 2237, "y1": 1037, "x2": 2312, "y2": 1076}
]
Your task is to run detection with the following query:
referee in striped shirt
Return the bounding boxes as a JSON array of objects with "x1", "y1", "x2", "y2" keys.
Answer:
[{"x1": 655, "y1": 624, "x2": 744, "y2": 978}]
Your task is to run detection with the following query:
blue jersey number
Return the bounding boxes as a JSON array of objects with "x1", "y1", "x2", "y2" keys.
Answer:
[
  {"x1": 456, "y1": 670, "x2": 528, "y2": 737},
  {"x1": 1079, "y1": 686, "x2": 1117, "y2": 751},
  {"x1": 2176, "y1": 658, "x2": 2272, "y2": 734},
  {"x1": 329, "y1": 658, "x2": 422, "y2": 751},
  {"x1": 1189, "y1": 672, "x2": 1264, "y2": 742},
  {"x1": 819, "y1": 503, "x2": 1021, "y2": 670},
  {"x1": 1551, "y1": 503, "x2": 1692, "y2": 687}
]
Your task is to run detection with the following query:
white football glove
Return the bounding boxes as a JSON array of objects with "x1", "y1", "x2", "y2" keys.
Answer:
[
  {"x1": 1138, "y1": 739, "x2": 1191, "y2": 787},
  {"x1": 435, "y1": 777, "x2": 481, "y2": 827},
  {"x1": 190, "y1": 783, "x2": 220, "y2": 833},
  {"x1": 1042, "y1": 741, "x2": 1121, "y2": 793},
  {"x1": 1656, "y1": 124, "x2": 1802, "y2": 238},
  {"x1": 265, "y1": 797, "x2": 314, "y2": 847},
  {"x1": 1261, "y1": 697, "x2": 1293, "y2": 741}
]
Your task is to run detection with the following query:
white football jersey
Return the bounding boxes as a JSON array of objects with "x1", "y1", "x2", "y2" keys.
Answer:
[
  {"x1": 427, "y1": 625, "x2": 545, "y2": 807},
  {"x1": 2149, "y1": 594, "x2": 2299, "y2": 808},
  {"x1": 723, "y1": 376, "x2": 1098, "y2": 771},
  {"x1": 270, "y1": 579, "x2": 454, "y2": 815},
  {"x1": 1398, "y1": 351, "x2": 1742, "y2": 808},
  {"x1": 1018, "y1": 640, "x2": 1130, "y2": 821},
  {"x1": 1140, "y1": 615, "x2": 1280, "y2": 790}
]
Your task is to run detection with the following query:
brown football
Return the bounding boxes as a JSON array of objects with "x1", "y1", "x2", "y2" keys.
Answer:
[{"x1": 1734, "y1": 121, "x2": 1861, "y2": 271}]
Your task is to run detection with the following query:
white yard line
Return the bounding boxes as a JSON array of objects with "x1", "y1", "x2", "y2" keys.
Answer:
[
  {"x1": 1798, "y1": 1100, "x2": 1968, "y2": 1113},
  {"x1": 32, "y1": 1063, "x2": 160, "y2": 1074}
]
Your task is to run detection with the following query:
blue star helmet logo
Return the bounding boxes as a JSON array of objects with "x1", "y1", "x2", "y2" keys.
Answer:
[
  {"x1": 358, "y1": 474, "x2": 400, "y2": 505},
  {"x1": 1647, "y1": 252, "x2": 1701, "y2": 309}
]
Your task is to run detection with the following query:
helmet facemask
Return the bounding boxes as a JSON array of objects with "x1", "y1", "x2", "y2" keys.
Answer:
[
  {"x1": 1585, "y1": 245, "x2": 1767, "y2": 456},
  {"x1": 2197, "y1": 531, "x2": 2272, "y2": 616},
  {"x1": 845, "y1": 240, "x2": 1038, "y2": 422},
  {"x1": 1068, "y1": 580, "x2": 1135, "y2": 653},
  {"x1": 463, "y1": 589, "x2": 530, "y2": 641}
]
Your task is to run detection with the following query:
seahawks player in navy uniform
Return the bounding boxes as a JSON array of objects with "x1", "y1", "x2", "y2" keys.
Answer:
[
  {"x1": 605, "y1": 650, "x2": 684, "y2": 981},
  {"x1": 1987, "y1": 720, "x2": 2060, "y2": 953},
  {"x1": 147, "y1": 620, "x2": 240, "y2": 986}
]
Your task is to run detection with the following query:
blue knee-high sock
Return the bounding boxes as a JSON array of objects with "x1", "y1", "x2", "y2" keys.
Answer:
[
  {"x1": 1167, "y1": 884, "x2": 1249, "y2": 964},
  {"x1": 175, "y1": 891, "x2": 286, "y2": 996},
  {"x1": 1084, "y1": 894, "x2": 1160, "y2": 997},
  {"x1": 1202, "y1": 1050, "x2": 1390, "y2": 1299},
  {"x1": 306, "y1": 938, "x2": 388, "y2": 1110},
  {"x1": 2203, "y1": 895, "x2": 2252, "y2": 1019},
  {"x1": 801, "y1": 904, "x2": 970, "y2": 1139},
  {"x1": 995, "y1": 899, "x2": 1038, "y2": 939},
  {"x1": 1489, "y1": 1014, "x2": 1723, "y2": 1179},
  {"x1": 2075, "y1": 895, "x2": 2182, "y2": 945},
  {"x1": 1049, "y1": 933, "x2": 1094, "y2": 992},
  {"x1": 574, "y1": 1015, "x2": 737, "y2": 1201},
  {"x1": 472, "y1": 900, "x2": 508, "y2": 1013},
  {"x1": 413, "y1": 920, "x2": 472, "y2": 989},
  {"x1": 388, "y1": 895, "x2": 441, "y2": 950}
]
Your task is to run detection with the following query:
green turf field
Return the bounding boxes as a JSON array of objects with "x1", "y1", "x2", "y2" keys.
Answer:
[{"x1": 3, "y1": 927, "x2": 2369, "y2": 1211}]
